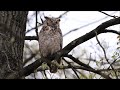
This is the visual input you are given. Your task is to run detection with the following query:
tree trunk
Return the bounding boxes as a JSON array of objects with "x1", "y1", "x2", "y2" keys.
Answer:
[{"x1": 0, "y1": 11, "x2": 28, "y2": 79}]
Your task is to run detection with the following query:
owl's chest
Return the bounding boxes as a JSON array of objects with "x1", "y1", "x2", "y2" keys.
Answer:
[
  {"x1": 43, "y1": 31, "x2": 60, "y2": 43},
  {"x1": 39, "y1": 28, "x2": 61, "y2": 43}
]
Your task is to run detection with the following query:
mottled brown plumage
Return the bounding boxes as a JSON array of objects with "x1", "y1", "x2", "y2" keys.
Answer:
[{"x1": 39, "y1": 16, "x2": 63, "y2": 73}]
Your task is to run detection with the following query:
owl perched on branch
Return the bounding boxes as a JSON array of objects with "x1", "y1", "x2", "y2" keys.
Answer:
[{"x1": 38, "y1": 16, "x2": 63, "y2": 73}]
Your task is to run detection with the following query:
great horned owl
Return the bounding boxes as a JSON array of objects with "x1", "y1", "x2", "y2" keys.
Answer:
[{"x1": 38, "y1": 16, "x2": 63, "y2": 73}]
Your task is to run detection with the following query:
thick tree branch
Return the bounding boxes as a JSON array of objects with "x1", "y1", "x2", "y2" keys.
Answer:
[
  {"x1": 65, "y1": 55, "x2": 92, "y2": 69},
  {"x1": 23, "y1": 53, "x2": 37, "y2": 65},
  {"x1": 6, "y1": 57, "x2": 57, "y2": 79},
  {"x1": 25, "y1": 36, "x2": 38, "y2": 40},
  {"x1": 6, "y1": 58, "x2": 43, "y2": 79}
]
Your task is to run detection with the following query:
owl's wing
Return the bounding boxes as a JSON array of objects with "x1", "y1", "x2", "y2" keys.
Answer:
[{"x1": 58, "y1": 28, "x2": 63, "y2": 49}]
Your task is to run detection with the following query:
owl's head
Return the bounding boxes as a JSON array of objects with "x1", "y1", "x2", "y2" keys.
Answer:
[{"x1": 43, "y1": 17, "x2": 60, "y2": 28}]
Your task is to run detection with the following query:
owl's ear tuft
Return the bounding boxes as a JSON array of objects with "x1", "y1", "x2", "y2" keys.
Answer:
[{"x1": 45, "y1": 16, "x2": 50, "y2": 20}]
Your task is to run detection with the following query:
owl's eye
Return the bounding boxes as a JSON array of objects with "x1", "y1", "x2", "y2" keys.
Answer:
[
  {"x1": 55, "y1": 19, "x2": 60, "y2": 24},
  {"x1": 46, "y1": 20, "x2": 52, "y2": 25},
  {"x1": 57, "y1": 19, "x2": 60, "y2": 22},
  {"x1": 55, "y1": 21, "x2": 58, "y2": 24}
]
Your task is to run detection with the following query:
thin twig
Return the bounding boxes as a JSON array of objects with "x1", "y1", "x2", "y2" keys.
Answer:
[
  {"x1": 87, "y1": 53, "x2": 92, "y2": 65},
  {"x1": 35, "y1": 11, "x2": 39, "y2": 39},
  {"x1": 63, "y1": 58, "x2": 80, "y2": 79},
  {"x1": 58, "y1": 11, "x2": 69, "y2": 18},
  {"x1": 64, "y1": 55, "x2": 111, "y2": 79},
  {"x1": 61, "y1": 60, "x2": 67, "y2": 79},
  {"x1": 99, "y1": 11, "x2": 119, "y2": 18},
  {"x1": 76, "y1": 70, "x2": 88, "y2": 79},
  {"x1": 43, "y1": 70, "x2": 48, "y2": 79},
  {"x1": 33, "y1": 71, "x2": 37, "y2": 79},
  {"x1": 94, "y1": 30, "x2": 118, "y2": 79},
  {"x1": 108, "y1": 55, "x2": 120, "y2": 69}
]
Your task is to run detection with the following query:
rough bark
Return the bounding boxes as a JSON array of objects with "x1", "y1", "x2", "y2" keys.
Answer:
[{"x1": 0, "y1": 11, "x2": 28, "y2": 79}]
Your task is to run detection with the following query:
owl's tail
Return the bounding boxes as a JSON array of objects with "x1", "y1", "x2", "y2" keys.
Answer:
[
  {"x1": 50, "y1": 64, "x2": 58, "y2": 73},
  {"x1": 49, "y1": 59, "x2": 61, "y2": 73}
]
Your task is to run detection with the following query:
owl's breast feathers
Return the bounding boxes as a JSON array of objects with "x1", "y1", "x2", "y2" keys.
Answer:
[{"x1": 39, "y1": 25, "x2": 63, "y2": 60}]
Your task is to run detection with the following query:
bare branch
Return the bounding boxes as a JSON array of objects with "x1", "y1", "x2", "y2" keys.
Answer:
[
  {"x1": 94, "y1": 30, "x2": 118, "y2": 79},
  {"x1": 25, "y1": 36, "x2": 38, "y2": 40},
  {"x1": 23, "y1": 53, "x2": 37, "y2": 65},
  {"x1": 58, "y1": 11, "x2": 69, "y2": 18},
  {"x1": 26, "y1": 23, "x2": 42, "y2": 34},
  {"x1": 65, "y1": 54, "x2": 92, "y2": 69},
  {"x1": 35, "y1": 11, "x2": 39, "y2": 38},
  {"x1": 99, "y1": 11, "x2": 119, "y2": 18},
  {"x1": 63, "y1": 58, "x2": 80, "y2": 79},
  {"x1": 76, "y1": 70, "x2": 88, "y2": 79},
  {"x1": 104, "y1": 29, "x2": 120, "y2": 35},
  {"x1": 6, "y1": 58, "x2": 43, "y2": 79}
]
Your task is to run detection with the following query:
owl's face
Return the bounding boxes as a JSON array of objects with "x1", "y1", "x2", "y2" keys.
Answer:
[{"x1": 43, "y1": 17, "x2": 60, "y2": 28}]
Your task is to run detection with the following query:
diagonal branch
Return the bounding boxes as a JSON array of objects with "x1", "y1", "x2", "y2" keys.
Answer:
[
  {"x1": 94, "y1": 30, "x2": 118, "y2": 79},
  {"x1": 57, "y1": 17, "x2": 120, "y2": 57},
  {"x1": 58, "y1": 11, "x2": 69, "y2": 18},
  {"x1": 65, "y1": 54, "x2": 92, "y2": 69},
  {"x1": 64, "y1": 54, "x2": 111, "y2": 79},
  {"x1": 63, "y1": 58, "x2": 80, "y2": 79},
  {"x1": 98, "y1": 11, "x2": 118, "y2": 18}
]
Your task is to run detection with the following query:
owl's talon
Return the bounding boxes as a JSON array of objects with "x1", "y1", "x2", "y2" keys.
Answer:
[
  {"x1": 41, "y1": 63, "x2": 49, "y2": 70},
  {"x1": 51, "y1": 60, "x2": 60, "y2": 67}
]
